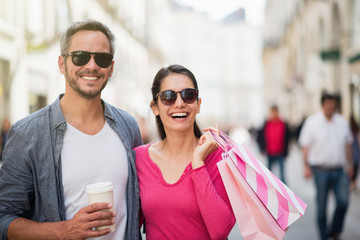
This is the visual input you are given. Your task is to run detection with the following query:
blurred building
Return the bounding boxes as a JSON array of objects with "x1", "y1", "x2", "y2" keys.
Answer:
[
  {"x1": 147, "y1": 2, "x2": 264, "y2": 129},
  {"x1": 263, "y1": 0, "x2": 360, "y2": 126},
  {"x1": 0, "y1": 0, "x2": 27, "y2": 123},
  {"x1": 219, "y1": 9, "x2": 264, "y2": 129},
  {"x1": 0, "y1": 0, "x2": 264, "y2": 135}
]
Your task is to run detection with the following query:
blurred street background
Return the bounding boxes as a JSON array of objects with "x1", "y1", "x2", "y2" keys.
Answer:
[{"x1": 1, "y1": 0, "x2": 360, "y2": 239}]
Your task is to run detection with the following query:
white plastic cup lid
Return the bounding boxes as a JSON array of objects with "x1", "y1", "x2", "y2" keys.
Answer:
[{"x1": 85, "y1": 182, "x2": 113, "y2": 194}]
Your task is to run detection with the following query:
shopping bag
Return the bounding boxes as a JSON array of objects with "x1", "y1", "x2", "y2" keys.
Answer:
[
  {"x1": 218, "y1": 157, "x2": 286, "y2": 240},
  {"x1": 212, "y1": 131, "x2": 307, "y2": 231}
]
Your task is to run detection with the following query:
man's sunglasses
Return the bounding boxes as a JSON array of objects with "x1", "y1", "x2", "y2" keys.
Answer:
[
  {"x1": 63, "y1": 51, "x2": 113, "y2": 68},
  {"x1": 156, "y1": 88, "x2": 199, "y2": 106}
]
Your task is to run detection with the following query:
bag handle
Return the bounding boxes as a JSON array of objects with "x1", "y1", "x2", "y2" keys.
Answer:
[
  {"x1": 219, "y1": 131, "x2": 236, "y2": 146},
  {"x1": 210, "y1": 131, "x2": 234, "y2": 152}
]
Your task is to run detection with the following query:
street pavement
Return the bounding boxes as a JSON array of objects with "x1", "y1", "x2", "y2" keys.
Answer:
[{"x1": 228, "y1": 141, "x2": 360, "y2": 240}]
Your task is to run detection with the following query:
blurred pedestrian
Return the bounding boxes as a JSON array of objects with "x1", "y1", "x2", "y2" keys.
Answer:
[
  {"x1": 257, "y1": 105, "x2": 291, "y2": 183},
  {"x1": 349, "y1": 114, "x2": 360, "y2": 190},
  {"x1": 0, "y1": 19, "x2": 143, "y2": 240},
  {"x1": 299, "y1": 93, "x2": 353, "y2": 240},
  {"x1": 0, "y1": 118, "x2": 11, "y2": 163},
  {"x1": 134, "y1": 64, "x2": 235, "y2": 239}
]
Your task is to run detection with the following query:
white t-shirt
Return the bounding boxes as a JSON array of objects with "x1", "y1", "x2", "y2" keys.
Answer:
[
  {"x1": 299, "y1": 112, "x2": 353, "y2": 167},
  {"x1": 61, "y1": 121, "x2": 128, "y2": 240}
]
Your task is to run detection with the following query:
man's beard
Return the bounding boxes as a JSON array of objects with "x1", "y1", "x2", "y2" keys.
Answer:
[{"x1": 65, "y1": 64, "x2": 109, "y2": 99}]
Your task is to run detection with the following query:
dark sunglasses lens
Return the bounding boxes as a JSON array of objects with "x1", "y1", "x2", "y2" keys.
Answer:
[
  {"x1": 71, "y1": 52, "x2": 91, "y2": 66},
  {"x1": 160, "y1": 90, "x2": 177, "y2": 105},
  {"x1": 94, "y1": 53, "x2": 113, "y2": 68},
  {"x1": 182, "y1": 89, "x2": 198, "y2": 103}
]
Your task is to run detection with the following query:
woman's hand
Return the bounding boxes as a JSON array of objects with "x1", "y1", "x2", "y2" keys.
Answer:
[{"x1": 192, "y1": 126, "x2": 220, "y2": 169}]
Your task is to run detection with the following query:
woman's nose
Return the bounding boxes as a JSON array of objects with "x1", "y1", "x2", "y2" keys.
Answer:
[{"x1": 173, "y1": 92, "x2": 185, "y2": 107}]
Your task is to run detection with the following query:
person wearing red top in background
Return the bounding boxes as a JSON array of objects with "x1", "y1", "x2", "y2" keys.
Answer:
[{"x1": 257, "y1": 105, "x2": 291, "y2": 183}]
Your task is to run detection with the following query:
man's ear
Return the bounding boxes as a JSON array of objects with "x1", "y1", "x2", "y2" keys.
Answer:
[
  {"x1": 109, "y1": 61, "x2": 114, "y2": 77},
  {"x1": 151, "y1": 101, "x2": 159, "y2": 116},
  {"x1": 58, "y1": 56, "x2": 65, "y2": 75}
]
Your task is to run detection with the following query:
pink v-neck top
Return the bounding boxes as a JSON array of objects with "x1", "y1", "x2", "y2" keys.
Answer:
[{"x1": 135, "y1": 144, "x2": 235, "y2": 240}]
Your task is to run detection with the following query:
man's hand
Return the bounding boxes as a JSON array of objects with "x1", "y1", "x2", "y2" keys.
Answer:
[
  {"x1": 302, "y1": 146, "x2": 312, "y2": 179},
  {"x1": 303, "y1": 165, "x2": 312, "y2": 179},
  {"x1": 62, "y1": 202, "x2": 115, "y2": 240},
  {"x1": 7, "y1": 202, "x2": 115, "y2": 240},
  {"x1": 347, "y1": 166, "x2": 354, "y2": 179}
]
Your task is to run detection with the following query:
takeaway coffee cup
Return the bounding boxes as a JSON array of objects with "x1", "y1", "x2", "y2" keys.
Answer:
[{"x1": 85, "y1": 182, "x2": 115, "y2": 232}]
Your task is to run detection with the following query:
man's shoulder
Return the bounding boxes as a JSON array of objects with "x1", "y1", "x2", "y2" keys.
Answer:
[
  {"x1": 305, "y1": 112, "x2": 322, "y2": 124},
  {"x1": 102, "y1": 101, "x2": 143, "y2": 147},
  {"x1": 333, "y1": 112, "x2": 347, "y2": 122},
  {"x1": 11, "y1": 105, "x2": 52, "y2": 132},
  {"x1": 299, "y1": 113, "x2": 321, "y2": 135},
  {"x1": 104, "y1": 102, "x2": 137, "y2": 123},
  {"x1": 103, "y1": 102, "x2": 141, "y2": 141},
  {"x1": 11, "y1": 96, "x2": 62, "y2": 132}
]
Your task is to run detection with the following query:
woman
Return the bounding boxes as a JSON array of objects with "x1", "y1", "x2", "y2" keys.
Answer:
[{"x1": 134, "y1": 64, "x2": 235, "y2": 239}]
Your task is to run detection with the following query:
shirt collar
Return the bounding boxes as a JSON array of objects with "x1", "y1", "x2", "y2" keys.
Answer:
[{"x1": 51, "y1": 94, "x2": 115, "y2": 130}]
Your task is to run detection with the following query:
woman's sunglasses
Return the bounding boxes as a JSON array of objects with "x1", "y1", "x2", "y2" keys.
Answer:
[
  {"x1": 156, "y1": 88, "x2": 199, "y2": 106},
  {"x1": 63, "y1": 51, "x2": 113, "y2": 68}
]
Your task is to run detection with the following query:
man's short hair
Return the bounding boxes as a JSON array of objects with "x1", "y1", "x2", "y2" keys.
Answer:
[
  {"x1": 321, "y1": 93, "x2": 337, "y2": 105},
  {"x1": 60, "y1": 19, "x2": 115, "y2": 56}
]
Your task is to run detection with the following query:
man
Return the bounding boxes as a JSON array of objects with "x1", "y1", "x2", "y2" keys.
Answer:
[
  {"x1": 299, "y1": 93, "x2": 353, "y2": 240},
  {"x1": 257, "y1": 105, "x2": 290, "y2": 183},
  {"x1": 0, "y1": 19, "x2": 143, "y2": 239}
]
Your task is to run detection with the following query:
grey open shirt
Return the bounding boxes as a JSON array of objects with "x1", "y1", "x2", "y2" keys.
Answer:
[{"x1": 0, "y1": 95, "x2": 143, "y2": 239}]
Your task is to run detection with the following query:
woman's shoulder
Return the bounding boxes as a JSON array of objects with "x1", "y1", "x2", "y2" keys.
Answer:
[
  {"x1": 134, "y1": 144, "x2": 153, "y2": 169},
  {"x1": 134, "y1": 143, "x2": 151, "y2": 153}
]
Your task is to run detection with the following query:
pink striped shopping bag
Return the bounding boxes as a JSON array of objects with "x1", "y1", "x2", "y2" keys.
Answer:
[
  {"x1": 212, "y1": 131, "x2": 307, "y2": 237},
  {"x1": 218, "y1": 157, "x2": 286, "y2": 239}
]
